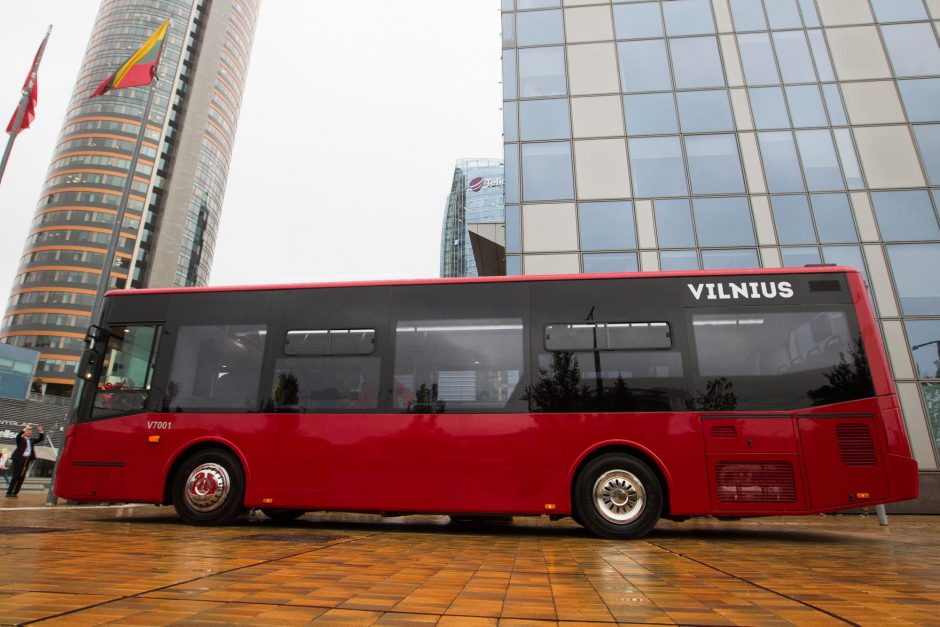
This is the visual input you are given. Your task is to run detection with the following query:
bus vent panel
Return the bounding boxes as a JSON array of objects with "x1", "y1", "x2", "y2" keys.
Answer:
[
  {"x1": 714, "y1": 461, "x2": 797, "y2": 503},
  {"x1": 808, "y1": 279, "x2": 843, "y2": 293},
  {"x1": 835, "y1": 423, "x2": 877, "y2": 466}
]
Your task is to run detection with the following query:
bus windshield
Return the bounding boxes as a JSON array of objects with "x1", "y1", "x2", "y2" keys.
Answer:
[{"x1": 90, "y1": 325, "x2": 160, "y2": 419}]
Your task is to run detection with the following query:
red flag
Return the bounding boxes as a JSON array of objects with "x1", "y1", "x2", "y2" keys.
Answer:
[
  {"x1": 6, "y1": 29, "x2": 50, "y2": 136},
  {"x1": 7, "y1": 81, "x2": 38, "y2": 135}
]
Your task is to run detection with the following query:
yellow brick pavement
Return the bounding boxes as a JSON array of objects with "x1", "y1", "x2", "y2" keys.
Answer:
[{"x1": 0, "y1": 493, "x2": 937, "y2": 625}]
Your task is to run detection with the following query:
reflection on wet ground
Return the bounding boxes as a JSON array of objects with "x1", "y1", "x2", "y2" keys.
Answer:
[{"x1": 1, "y1": 494, "x2": 937, "y2": 625}]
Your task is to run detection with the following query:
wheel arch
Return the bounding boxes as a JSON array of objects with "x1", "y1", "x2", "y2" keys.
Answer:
[
  {"x1": 568, "y1": 442, "x2": 673, "y2": 518},
  {"x1": 162, "y1": 438, "x2": 248, "y2": 505}
]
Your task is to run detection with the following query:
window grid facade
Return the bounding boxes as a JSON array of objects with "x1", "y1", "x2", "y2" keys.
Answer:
[{"x1": 501, "y1": 0, "x2": 940, "y2": 469}]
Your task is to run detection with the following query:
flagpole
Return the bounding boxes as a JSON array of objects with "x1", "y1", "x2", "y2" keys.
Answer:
[
  {"x1": 47, "y1": 24, "x2": 167, "y2": 506},
  {"x1": 0, "y1": 25, "x2": 51, "y2": 187},
  {"x1": 88, "y1": 28, "x2": 168, "y2": 333},
  {"x1": 87, "y1": 76, "x2": 160, "y2": 330},
  {"x1": 0, "y1": 93, "x2": 30, "y2": 186}
]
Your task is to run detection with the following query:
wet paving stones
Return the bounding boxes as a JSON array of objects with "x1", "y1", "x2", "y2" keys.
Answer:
[{"x1": 1, "y1": 494, "x2": 938, "y2": 625}]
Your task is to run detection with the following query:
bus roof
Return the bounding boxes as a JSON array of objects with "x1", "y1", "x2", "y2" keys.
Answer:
[{"x1": 106, "y1": 266, "x2": 862, "y2": 298}]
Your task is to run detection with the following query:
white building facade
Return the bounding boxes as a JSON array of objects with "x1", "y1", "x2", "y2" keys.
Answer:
[{"x1": 501, "y1": 0, "x2": 940, "y2": 508}]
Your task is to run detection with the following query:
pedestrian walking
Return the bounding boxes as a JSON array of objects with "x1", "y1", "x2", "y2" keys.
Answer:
[
  {"x1": 6, "y1": 424, "x2": 43, "y2": 497},
  {"x1": 0, "y1": 448, "x2": 10, "y2": 487}
]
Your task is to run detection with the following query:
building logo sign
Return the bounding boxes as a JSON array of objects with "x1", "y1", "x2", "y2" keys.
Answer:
[
  {"x1": 687, "y1": 281, "x2": 794, "y2": 301},
  {"x1": 468, "y1": 176, "x2": 504, "y2": 192},
  {"x1": 0, "y1": 421, "x2": 24, "y2": 441}
]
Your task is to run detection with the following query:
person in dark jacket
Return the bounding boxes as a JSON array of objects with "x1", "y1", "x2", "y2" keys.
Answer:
[{"x1": 6, "y1": 424, "x2": 44, "y2": 497}]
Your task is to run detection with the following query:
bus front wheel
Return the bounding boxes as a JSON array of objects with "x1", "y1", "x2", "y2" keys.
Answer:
[
  {"x1": 173, "y1": 449, "x2": 245, "y2": 525},
  {"x1": 574, "y1": 453, "x2": 662, "y2": 540}
]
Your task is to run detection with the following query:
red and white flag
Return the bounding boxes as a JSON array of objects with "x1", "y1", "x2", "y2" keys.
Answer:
[{"x1": 6, "y1": 28, "x2": 51, "y2": 135}]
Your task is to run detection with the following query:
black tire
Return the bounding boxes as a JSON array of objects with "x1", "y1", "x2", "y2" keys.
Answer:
[
  {"x1": 262, "y1": 508, "x2": 305, "y2": 522},
  {"x1": 573, "y1": 453, "x2": 662, "y2": 540},
  {"x1": 173, "y1": 448, "x2": 245, "y2": 525}
]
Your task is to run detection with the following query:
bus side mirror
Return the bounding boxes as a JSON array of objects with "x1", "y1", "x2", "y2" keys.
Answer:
[
  {"x1": 86, "y1": 325, "x2": 109, "y2": 347},
  {"x1": 77, "y1": 348, "x2": 101, "y2": 382}
]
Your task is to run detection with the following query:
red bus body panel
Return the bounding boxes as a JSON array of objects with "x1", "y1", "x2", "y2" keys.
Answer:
[
  {"x1": 58, "y1": 411, "x2": 705, "y2": 514},
  {"x1": 57, "y1": 400, "x2": 918, "y2": 516},
  {"x1": 55, "y1": 268, "x2": 920, "y2": 519}
]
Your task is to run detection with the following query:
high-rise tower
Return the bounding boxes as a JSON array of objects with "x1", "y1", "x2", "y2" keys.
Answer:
[
  {"x1": 1, "y1": 0, "x2": 259, "y2": 396},
  {"x1": 441, "y1": 158, "x2": 506, "y2": 278}
]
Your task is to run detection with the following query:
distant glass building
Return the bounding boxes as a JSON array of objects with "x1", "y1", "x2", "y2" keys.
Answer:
[
  {"x1": 0, "y1": 0, "x2": 258, "y2": 396},
  {"x1": 500, "y1": 0, "x2": 940, "y2": 504},
  {"x1": 0, "y1": 344, "x2": 39, "y2": 401},
  {"x1": 440, "y1": 158, "x2": 505, "y2": 277}
]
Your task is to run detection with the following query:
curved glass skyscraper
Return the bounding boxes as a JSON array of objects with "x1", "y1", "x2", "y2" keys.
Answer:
[
  {"x1": 441, "y1": 158, "x2": 506, "y2": 277},
  {"x1": 0, "y1": 0, "x2": 259, "y2": 396}
]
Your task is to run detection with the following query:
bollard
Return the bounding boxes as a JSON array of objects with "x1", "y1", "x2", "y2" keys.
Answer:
[{"x1": 876, "y1": 504, "x2": 888, "y2": 526}]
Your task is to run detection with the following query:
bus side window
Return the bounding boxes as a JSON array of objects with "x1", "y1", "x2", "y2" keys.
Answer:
[
  {"x1": 690, "y1": 310, "x2": 872, "y2": 409},
  {"x1": 534, "y1": 321, "x2": 686, "y2": 413},
  {"x1": 393, "y1": 318, "x2": 524, "y2": 413},
  {"x1": 162, "y1": 325, "x2": 267, "y2": 412},
  {"x1": 270, "y1": 356, "x2": 380, "y2": 412},
  {"x1": 271, "y1": 328, "x2": 380, "y2": 412}
]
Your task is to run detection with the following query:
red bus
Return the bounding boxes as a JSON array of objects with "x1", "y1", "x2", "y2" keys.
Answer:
[{"x1": 56, "y1": 268, "x2": 918, "y2": 539}]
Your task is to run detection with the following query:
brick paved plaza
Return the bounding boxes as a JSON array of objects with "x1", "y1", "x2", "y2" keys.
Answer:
[{"x1": 0, "y1": 493, "x2": 937, "y2": 625}]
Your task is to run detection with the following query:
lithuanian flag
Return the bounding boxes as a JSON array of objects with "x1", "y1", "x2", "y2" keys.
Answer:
[{"x1": 92, "y1": 20, "x2": 169, "y2": 97}]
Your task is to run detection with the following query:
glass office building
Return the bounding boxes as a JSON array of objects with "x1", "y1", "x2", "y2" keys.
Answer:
[
  {"x1": 501, "y1": 0, "x2": 940, "y2": 503},
  {"x1": 0, "y1": 0, "x2": 258, "y2": 396},
  {"x1": 441, "y1": 158, "x2": 506, "y2": 277},
  {"x1": 0, "y1": 344, "x2": 39, "y2": 401}
]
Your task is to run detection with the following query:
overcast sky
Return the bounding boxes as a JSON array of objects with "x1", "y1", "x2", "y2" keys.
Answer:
[{"x1": 0, "y1": 1, "x2": 504, "y2": 300}]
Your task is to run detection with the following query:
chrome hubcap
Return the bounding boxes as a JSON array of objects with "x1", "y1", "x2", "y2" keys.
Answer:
[
  {"x1": 185, "y1": 463, "x2": 230, "y2": 513},
  {"x1": 593, "y1": 470, "x2": 646, "y2": 524}
]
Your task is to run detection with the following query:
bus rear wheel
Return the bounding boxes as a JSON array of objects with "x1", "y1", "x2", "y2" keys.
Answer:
[
  {"x1": 173, "y1": 449, "x2": 245, "y2": 525},
  {"x1": 574, "y1": 453, "x2": 662, "y2": 540},
  {"x1": 262, "y1": 508, "x2": 305, "y2": 522}
]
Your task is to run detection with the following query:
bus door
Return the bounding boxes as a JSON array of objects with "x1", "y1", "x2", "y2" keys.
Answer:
[
  {"x1": 263, "y1": 286, "x2": 393, "y2": 508},
  {"x1": 64, "y1": 323, "x2": 162, "y2": 501},
  {"x1": 386, "y1": 282, "x2": 532, "y2": 513}
]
